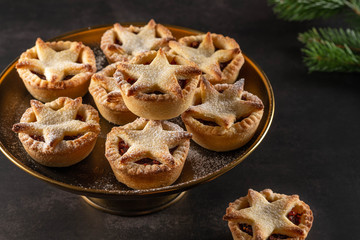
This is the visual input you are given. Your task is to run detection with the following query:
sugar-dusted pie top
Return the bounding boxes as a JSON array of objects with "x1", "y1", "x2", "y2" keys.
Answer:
[
  {"x1": 116, "y1": 48, "x2": 201, "y2": 98},
  {"x1": 114, "y1": 19, "x2": 173, "y2": 56},
  {"x1": 101, "y1": 19, "x2": 174, "y2": 62},
  {"x1": 89, "y1": 63, "x2": 128, "y2": 111},
  {"x1": 12, "y1": 97, "x2": 100, "y2": 148},
  {"x1": 224, "y1": 189, "x2": 314, "y2": 240},
  {"x1": 169, "y1": 32, "x2": 244, "y2": 84},
  {"x1": 16, "y1": 38, "x2": 96, "y2": 85},
  {"x1": 108, "y1": 118, "x2": 192, "y2": 167},
  {"x1": 186, "y1": 78, "x2": 263, "y2": 129}
]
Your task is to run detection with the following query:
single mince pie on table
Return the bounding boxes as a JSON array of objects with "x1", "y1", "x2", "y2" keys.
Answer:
[
  {"x1": 12, "y1": 97, "x2": 100, "y2": 167},
  {"x1": 89, "y1": 63, "x2": 137, "y2": 125},
  {"x1": 182, "y1": 78, "x2": 264, "y2": 152},
  {"x1": 114, "y1": 48, "x2": 201, "y2": 120},
  {"x1": 16, "y1": 38, "x2": 96, "y2": 102},
  {"x1": 169, "y1": 32, "x2": 244, "y2": 84},
  {"x1": 100, "y1": 19, "x2": 174, "y2": 63},
  {"x1": 105, "y1": 118, "x2": 192, "y2": 189},
  {"x1": 223, "y1": 189, "x2": 314, "y2": 240}
]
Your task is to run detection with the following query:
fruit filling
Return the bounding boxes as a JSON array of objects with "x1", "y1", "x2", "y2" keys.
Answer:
[
  {"x1": 114, "y1": 38, "x2": 122, "y2": 46},
  {"x1": 127, "y1": 77, "x2": 137, "y2": 85},
  {"x1": 63, "y1": 75, "x2": 74, "y2": 80},
  {"x1": 287, "y1": 210, "x2": 302, "y2": 225},
  {"x1": 75, "y1": 114, "x2": 85, "y2": 122},
  {"x1": 146, "y1": 91, "x2": 164, "y2": 95},
  {"x1": 118, "y1": 140, "x2": 130, "y2": 155},
  {"x1": 31, "y1": 71, "x2": 46, "y2": 80},
  {"x1": 63, "y1": 134, "x2": 83, "y2": 141},
  {"x1": 135, "y1": 158, "x2": 161, "y2": 166},
  {"x1": 235, "y1": 117, "x2": 245, "y2": 124},
  {"x1": 190, "y1": 41, "x2": 200, "y2": 48},
  {"x1": 219, "y1": 60, "x2": 231, "y2": 71},
  {"x1": 239, "y1": 223, "x2": 253, "y2": 236},
  {"x1": 267, "y1": 234, "x2": 290, "y2": 239},
  {"x1": 177, "y1": 79, "x2": 188, "y2": 89},
  {"x1": 169, "y1": 146, "x2": 178, "y2": 155},
  {"x1": 195, "y1": 118, "x2": 219, "y2": 126}
]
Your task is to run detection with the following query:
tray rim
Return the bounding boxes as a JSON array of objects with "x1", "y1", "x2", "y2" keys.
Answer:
[{"x1": 0, "y1": 23, "x2": 275, "y2": 197}]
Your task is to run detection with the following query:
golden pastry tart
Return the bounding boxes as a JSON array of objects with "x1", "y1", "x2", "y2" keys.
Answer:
[
  {"x1": 89, "y1": 63, "x2": 137, "y2": 125},
  {"x1": 12, "y1": 97, "x2": 100, "y2": 167},
  {"x1": 16, "y1": 38, "x2": 96, "y2": 102},
  {"x1": 223, "y1": 189, "x2": 314, "y2": 240},
  {"x1": 169, "y1": 32, "x2": 244, "y2": 84},
  {"x1": 115, "y1": 48, "x2": 201, "y2": 120},
  {"x1": 100, "y1": 19, "x2": 174, "y2": 63},
  {"x1": 105, "y1": 118, "x2": 192, "y2": 189},
  {"x1": 181, "y1": 78, "x2": 263, "y2": 152}
]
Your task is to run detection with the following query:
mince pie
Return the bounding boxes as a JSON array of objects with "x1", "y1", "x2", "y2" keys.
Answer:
[
  {"x1": 12, "y1": 97, "x2": 100, "y2": 167},
  {"x1": 100, "y1": 19, "x2": 174, "y2": 63},
  {"x1": 89, "y1": 63, "x2": 137, "y2": 125},
  {"x1": 181, "y1": 78, "x2": 264, "y2": 151},
  {"x1": 115, "y1": 48, "x2": 201, "y2": 120},
  {"x1": 223, "y1": 189, "x2": 314, "y2": 240},
  {"x1": 169, "y1": 32, "x2": 244, "y2": 84},
  {"x1": 105, "y1": 118, "x2": 192, "y2": 189},
  {"x1": 16, "y1": 38, "x2": 96, "y2": 102}
]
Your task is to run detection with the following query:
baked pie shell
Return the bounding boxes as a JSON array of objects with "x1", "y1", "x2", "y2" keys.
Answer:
[
  {"x1": 16, "y1": 40, "x2": 96, "y2": 102},
  {"x1": 100, "y1": 21, "x2": 174, "y2": 63},
  {"x1": 15, "y1": 99, "x2": 100, "y2": 167},
  {"x1": 89, "y1": 63, "x2": 137, "y2": 125},
  {"x1": 173, "y1": 33, "x2": 244, "y2": 84},
  {"x1": 105, "y1": 119, "x2": 190, "y2": 189},
  {"x1": 224, "y1": 189, "x2": 314, "y2": 240},
  {"x1": 182, "y1": 88, "x2": 264, "y2": 152},
  {"x1": 117, "y1": 51, "x2": 201, "y2": 120}
]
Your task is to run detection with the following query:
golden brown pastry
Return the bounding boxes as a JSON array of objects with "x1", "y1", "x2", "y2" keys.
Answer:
[
  {"x1": 105, "y1": 118, "x2": 192, "y2": 189},
  {"x1": 100, "y1": 19, "x2": 174, "y2": 63},
  {"x1": 115, "y1": 48, "x2": 201, "y2": 120},
  {"x1": 169, "y1": 32, "x2": 244, "y2": 84},
  {"x1": 223, "y1": 189, "x2": 314, "y2": 240},
  {"x1": 12, "y1": 97, "x2": 100, "y2": 167},
  {"x1": 89, "y1": 63, "x2": 137, "y2": 125},
  {"x1": 16, "y1": 38, "x2": 96, "y2": 102},
  {"x1": 181, "y1": 78, "x2": 263, "y2": 151}
]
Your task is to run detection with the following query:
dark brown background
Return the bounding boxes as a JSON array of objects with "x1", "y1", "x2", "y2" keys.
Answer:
[{"x1": 0, "y1": 0, "x2": 359, "y2": 239}]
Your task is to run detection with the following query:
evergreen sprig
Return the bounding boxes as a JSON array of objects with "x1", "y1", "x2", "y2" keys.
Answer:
[
  {"x1": 268, "y1": 0, "x2": 360, "y2": 72},
  {"x1": 268, "y1": 0, "x2": 360, "y2": 21},
  {"x1": 299, "y1": 28, "x2": 360, "y2": 72}
]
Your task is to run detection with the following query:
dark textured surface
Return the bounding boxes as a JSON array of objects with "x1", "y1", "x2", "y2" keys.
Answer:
[{"x1": 0, "y1": 0, "x2": 359, "y2": 239}]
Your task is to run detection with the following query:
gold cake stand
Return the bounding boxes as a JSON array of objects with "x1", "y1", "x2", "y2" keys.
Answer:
[{"x1": 0, "y1": 24, "x2": 274, "y2": 216}]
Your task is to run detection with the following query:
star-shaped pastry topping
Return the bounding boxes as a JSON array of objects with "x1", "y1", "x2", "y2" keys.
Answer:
[
  {"x1": 117, "y1": 48, "x2": 201, "y2": 97},
  {"x1": 16, "y1": 38, "x2": 93, "y2": 82},
  {"x1": 187, "y1": 78, "x2": 263, "y2": 129},
  {"x1": 115, "y1": 119, "x2": 192, "y2": 167},
  {"x1": 92, "y1": 64, "x2": 122, "y2": 103},
  {"x1": 12, "y1": 97, "x2": 99, "y2": 147},
  {"x1": 113, "y1": 19, "x2": 173, "y2": 56},
  {"x1": 226, "y1": 189, "x2": 306, "y2": 239},
  {"x1": 169, "y1": 32, "x2": 240, "y2": 82}
]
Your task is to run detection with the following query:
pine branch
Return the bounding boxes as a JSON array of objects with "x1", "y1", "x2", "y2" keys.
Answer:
[
  {"x1": 299, "y1": 28, "x2": 360, "y2": 51},
  {"x1": 299, "y1": 28, "x2": 360, "y2": 72},
  {"x1": 268, "y1": 0, "x2": 347, "y2": 21},
  {"x1": 345, "y1": 0, "x2": 360, "y2": 16}
]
